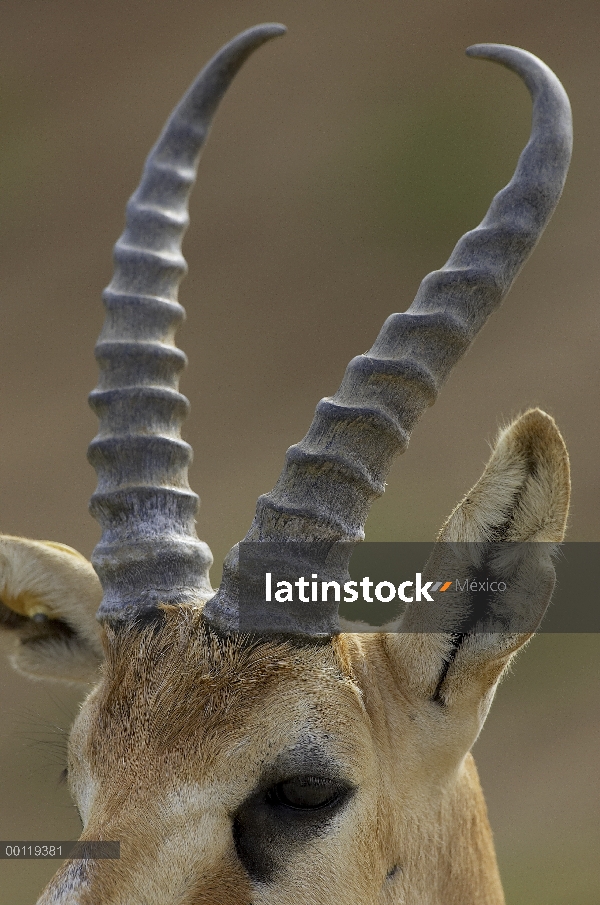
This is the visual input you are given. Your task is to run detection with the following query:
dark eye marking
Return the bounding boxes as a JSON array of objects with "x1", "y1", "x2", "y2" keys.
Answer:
[
  {"x1": 233, "y1": 769, "x2": 355, "y2": 883},
  {"x1": 232, "y1": 734, "x2": 357, "y2": 882},
  {"x1": 58, "y1": 767, "x2": 69, "y2": 786}
]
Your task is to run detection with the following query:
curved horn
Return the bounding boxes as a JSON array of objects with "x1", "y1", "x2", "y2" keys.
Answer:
[
  {"x1": 204, "y1": 44, "x2": 572, "y2": 636},
  {"x1": 88, "y1": 24, "x2": 286, "y2": 625}
]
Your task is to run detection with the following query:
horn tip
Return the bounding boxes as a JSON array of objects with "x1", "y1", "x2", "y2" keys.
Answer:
[
  {"x1": 264, "y1": 22, "x2": 287, "y2": 35},
  {"x1": 465, "y1": 42, "x2": 506, "y2": 59},
  {"x1": 465, "y1": 43, "x2": 531, "y2": 64},
  {"x1": 245, "y1": 23, "x2": 287, "y2": 41},
  {"x1": 465, "y1": 43, "x2": 543, "y2": 72}
]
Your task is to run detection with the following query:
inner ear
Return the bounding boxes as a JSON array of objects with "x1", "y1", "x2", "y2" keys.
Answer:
[
  {"x1": 430, "y1": 633, "x2": 467, "y2": 704},
  {"x1": 0, "y1": 536, "x2": 104, "y2": 683},
  {"x1": 386, "y1": 409, "x2": 570, "y2": 703}
]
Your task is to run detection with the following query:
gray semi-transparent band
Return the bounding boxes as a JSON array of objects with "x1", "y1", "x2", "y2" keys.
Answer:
[{"x1": 236, "y1": 543, "x2": 597, "y2": 633}]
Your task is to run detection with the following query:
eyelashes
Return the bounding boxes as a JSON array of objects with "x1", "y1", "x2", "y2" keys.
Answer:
[{"x1": 267, "y1": 776, "x2": 347, "y2": 811}]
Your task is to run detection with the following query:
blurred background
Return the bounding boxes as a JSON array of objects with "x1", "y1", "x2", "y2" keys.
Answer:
[{"x1": 0, "y1": 1, "x2": 598, "y2": 902}]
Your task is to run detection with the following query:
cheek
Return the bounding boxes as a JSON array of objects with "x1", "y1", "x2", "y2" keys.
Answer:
[
  {"x1": 187, "y1": 852, "x2": 253, "y2": 905},
  {"x1": 67, "y1": 705, "x2": 101, "y2": 826},
  {"x1": 69, "y1": 771, "x2": 98, "y2": 827}
]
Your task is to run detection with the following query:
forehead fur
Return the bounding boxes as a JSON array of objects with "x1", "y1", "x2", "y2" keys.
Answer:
[{"x1": 95, "y1": 606, "x2": 359, "y2": 757}]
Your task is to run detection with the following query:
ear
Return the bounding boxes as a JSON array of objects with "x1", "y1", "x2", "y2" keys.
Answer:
[
  {"x1": 386, "y1": 409, "x2": 570, "y2": 711},
  {"x1": 0, "y1": 537, "x2": 104, "y2": 683}
]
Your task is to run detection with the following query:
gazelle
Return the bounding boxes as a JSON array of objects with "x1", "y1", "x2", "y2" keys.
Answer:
[{"x1": 0, "y1": 22, "x2": 572, "y2": 905}]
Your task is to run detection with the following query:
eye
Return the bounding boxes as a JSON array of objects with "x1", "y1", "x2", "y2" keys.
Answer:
[{"x1": 268, "y1": 776, "x2": 345, "y2": 810}]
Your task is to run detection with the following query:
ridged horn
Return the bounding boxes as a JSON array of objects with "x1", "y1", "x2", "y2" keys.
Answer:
[
  {"x1": 204, "y1": 44, "x2": 572, "y2": 636},
  {"x1": 88, "y1": 24, "x2": 286, "y2": 625}
]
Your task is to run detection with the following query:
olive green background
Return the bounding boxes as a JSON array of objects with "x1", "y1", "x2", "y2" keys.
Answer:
[{"x1": 0, "y1": 2, "x2": 598, "y2": 902}]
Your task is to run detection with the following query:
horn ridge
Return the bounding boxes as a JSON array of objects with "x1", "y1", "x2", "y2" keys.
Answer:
[
  {"x1": 204, "y1": 44, "x2": 572, "y2": 637},
  {"x1": 89, "y1": 24, "x2": 287, "y2": 625}
]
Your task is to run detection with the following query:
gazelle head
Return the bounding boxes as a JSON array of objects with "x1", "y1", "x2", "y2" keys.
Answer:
[{"x1": 0, "y1": 24, "x2": 572, "y2": 905}]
